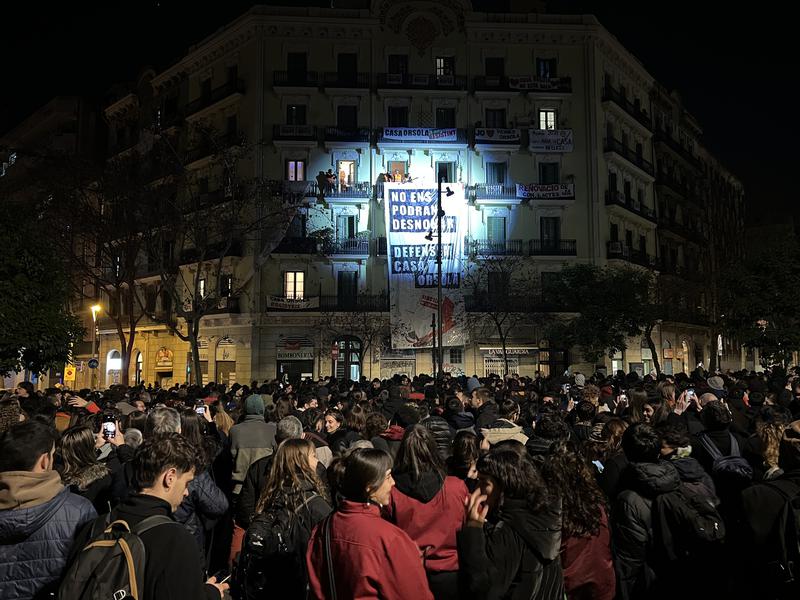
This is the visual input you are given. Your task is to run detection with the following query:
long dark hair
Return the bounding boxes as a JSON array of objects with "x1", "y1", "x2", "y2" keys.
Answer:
[
  {"x1": 394, "y1": 424, "x2": 446, "y2": 481},
  {"x1": 339, "y1": 448, "x2": 393, "y2": 503},
  {"x1": 476, "y1": 448, "x2": 547, "y2": 509},
  {"x1": 179, "y1": 409, "x2": 216, "y2": 470},
  {"x1": 560, "y1": 441, "x2": 606, "y2": 537},
  {"x1": 59, "y1": 425, "x2": 104, "y2": 479}
]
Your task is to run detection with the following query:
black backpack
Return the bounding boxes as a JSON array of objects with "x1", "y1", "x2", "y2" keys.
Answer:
[
  {"x1": 698, "y1": 432, "x2": 753, "y2": 488},
  {"x1": 760, "y1": 479, "x2": 800, "y2": 595},
  {"x1": 234, "y1": 494, "x2": 318, "y2": 600},
  {"x1": 59, "y1": 514, "x2": 177, "y2": 600},
  {"x1": 651, "y1": 481, "x2": 726, "y2": 562}
]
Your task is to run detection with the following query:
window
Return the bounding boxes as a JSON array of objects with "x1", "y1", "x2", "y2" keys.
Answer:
[
  {"x1": 337, "y1": 105, "x2": 358, "y2": 129},
  {"x1": 540, "y1": 217, "x2": 561, "y2": 245},
  {"x1": 337, "y1": 53, "x2": 357, "y2": 78},
  {"x1": 227, "y1": 65, "x2": 238, "y2": 83},
  {"x1": 387, "y1": 106, "x2": 409, "y2": 127},
  {"x1": 220, "y1": 274, "x2": 233, "y2": 297},
  {"x1": 608, "y1": 171, "x2": 618, "y2": 193},
  {"x1": 449, "y1": 347, "x2": 463, "y2": 364},
  {"x1": 536, "y1": 57, "x2": 557, "y2": 78},
  {"x1": 625, "y1": 229, "x2": 633, "y2": 248},
  {"x1": 637, "y1": 187, "x2": 645, "y2": 205},
  {"x1": 201, "y1": 78, "x2": 212, "y2": 98},
  {"x1": 436, "y1": 161, "x2": 455, "y2": 182},
  {"x1": 487, "y1": 216, "x2": 506, "y2": 243},
  {"x1": 199, "y1": 278, "x2": 206, "y2": 298},
  {"x1": 286, "y1": 160, "x2": 306, "y2": 181},
  {"x1": 388, "y1": 54, "x2": 408, "y2": 74},
  {"x1": 485, "y1": 108, "x2": 506, "y2": 128},
  {"x1": 337, "y1": 271, "x2": 358, "y2": 303},
  {"x1": 539, "y1": 109, "x2": 557, "y2": 130},
  {"x1": 623, "y1": 180, "x2": 632, "y2": 201},
  {"x1": 284, "y1": 271, "x2": 305, "y2": 300},
  {"x1": 435, "y1": 56, "x2": 455, "y2": 76},
  {"x1": 485, "y1": 162, "x2": 507, "y2": 184},
  {"x1": 639, "y1": 235, "x2": 647, "y2": 252},
  {"x1": 610, "y1": 223, "x2": 619, "y2": 242},
  {"x1": 226, "y1": 115, "x2": 238, "y2": 135},
  {"x1": 488, "y1": 271, "x2": 509, "y2": 296},
  {"x1": 287, "y1": 52, "x2": 307, "y2": 74},
  {"x1": 336, "y1": 214, "x2": 356, "y2": 240},
  {"x1": 286, "y1": 104, "x2": 307, "y2": 125},
  {"x1": 539, "y1": 162, "x2": 559, "y2": 184},
  {"x1": 485, "y1": 57, "x2": 505, "y2": 77},
  {"x1": 435, "y1": 107, "x2": 456, "y2": 128}
]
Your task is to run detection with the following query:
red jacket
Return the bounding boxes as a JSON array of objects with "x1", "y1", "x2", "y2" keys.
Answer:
[
  {"x1": 561, "y1": 506, "x2": 616, "y2": 600},
  {"x1": 306, "y1": 500, "x2": 434, "y2": 600},
  {"x1": 386, "y1": 474, "x2": 467, "y2": 573}
]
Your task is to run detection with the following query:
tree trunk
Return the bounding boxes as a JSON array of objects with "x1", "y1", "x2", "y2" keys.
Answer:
[
  {"x1": 123, "y1": 330, "x2": 136, "y2": 386},
  {"x1": 645, "y1": 326, "x2": 661, "y2": 376},
  {"x1": 189, "y1": 319, "x2": 203, "y2": 386}
]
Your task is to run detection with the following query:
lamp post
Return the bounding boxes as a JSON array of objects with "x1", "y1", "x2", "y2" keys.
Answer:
[
  {"x1": 436, "y1": 176, "x2": 454, "y2": 380},
  {"x1": 90, "y1": 304, "x2": 101, "y2": 390}
]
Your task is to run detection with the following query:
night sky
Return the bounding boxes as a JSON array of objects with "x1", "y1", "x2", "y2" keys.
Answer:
[{"x1": 2, "y1": 1, "x2": 792, "y2": 225}]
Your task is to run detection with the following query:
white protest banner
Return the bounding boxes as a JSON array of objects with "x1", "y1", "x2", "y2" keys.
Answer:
[
  {"x1": 265, "y1": 296, "x2": 319, "y2": 310},
  {"x1": 382, "y1": 128, "x2": 457, "y2": 142},
  {"x1": 515, "y1": 183, "x2": 575, "y2": 199},
  {"x1": 474, "y1": 128, "x2": 521, "y2": 143},
  {"x1": 528, "y1": 129, "x2": 574, "y2": 152},
  {"x1": 384, "y1": 183, "x2": 468, "y2": 349}
]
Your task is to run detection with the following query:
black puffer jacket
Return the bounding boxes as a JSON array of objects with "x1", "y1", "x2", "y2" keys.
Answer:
[
  {"x1": 458, "y1": 495, "x2": 564, "y2": 599},
  {"x1": 474, "y1": 401, "x2": 499, "y2": 432},
  {"x1": 0, "y1": 471, "x2": 97, "y2": 600},
  {"x1": 174, "y1": 469, "x2": 229, "y2": 552},
  {"x1": 422, "y1": 415, "x2": 454, "y2": 460},
  {"x1": 612, "y1": 461, "x2": 681, "y2": 600}
]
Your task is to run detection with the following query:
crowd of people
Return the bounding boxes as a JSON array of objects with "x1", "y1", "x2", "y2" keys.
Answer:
[{"x1": 2, "y1": 364, "x2": 800, "y2": 599}]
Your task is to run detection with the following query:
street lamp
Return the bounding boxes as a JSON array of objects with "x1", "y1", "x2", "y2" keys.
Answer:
[
  {"x1": 90, "y1": 304, "x2": 101, "y2": 389},
  {"x1": 436, "y1": 176, "x2": 454, "y2": 380}
]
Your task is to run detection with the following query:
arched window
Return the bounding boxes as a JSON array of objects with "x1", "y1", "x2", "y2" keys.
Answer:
[{"x1": 135, "y1": 352, "x2": 143, "y2": 385}]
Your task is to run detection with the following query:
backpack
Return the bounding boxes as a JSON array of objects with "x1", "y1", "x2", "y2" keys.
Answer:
[
  {"x1": 234, "y1": 493, "x2": 319, "y2": 600},
  {"x1": 59, "y1": 514, "x2": 177, "y2": 600},
  {"x1": 760, "y1": 479, "x2": 800, "y2": 594},
  {"x1": 698, "y1": 432, "x2": 753, "y2": 488},
  {"x1": 651, "y1": 481, "x2": 726, "y2": 562}
]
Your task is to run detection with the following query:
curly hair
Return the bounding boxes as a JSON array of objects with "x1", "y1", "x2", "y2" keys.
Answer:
[{"x1": 560, "y1": 442, "x2": 607, "y2": 538}]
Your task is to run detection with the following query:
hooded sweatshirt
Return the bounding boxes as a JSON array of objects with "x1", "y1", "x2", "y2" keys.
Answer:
[
  {"x1": 458, "y1": 495, "x2": 564, "y2": 600},
  {"x1": 0, "y1": 470, "x2": 96, "y2": 600},
  {"x1": 387, "y1": 471, "x2": 468, "y2": 573}
]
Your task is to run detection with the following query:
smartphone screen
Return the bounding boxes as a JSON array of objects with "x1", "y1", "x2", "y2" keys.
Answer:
[
  {"x1": 102, "y1": 421, "x2": 116, "y2": 439},
  {"x1": 195, "y1": 403, "x2": 206, "y2": 415}
]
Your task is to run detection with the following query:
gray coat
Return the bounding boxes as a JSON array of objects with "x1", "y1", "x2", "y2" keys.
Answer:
[{"x1": 229, "y1": 416, "x2": 277, "y2": 493}]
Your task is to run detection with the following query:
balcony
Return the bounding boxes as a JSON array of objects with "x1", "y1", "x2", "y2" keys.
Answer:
[
  {"x1": 473, "y1": 75, "x2": 572, "y2": 94},
  {"x1": 606, "y1": 241, "x2": 656, "y2": 268},
  {"x1": 654, "y1": 127, "x2": 702, "y2": 170},
  {"x1": 324, "y1": 238, "x2": 370, "y2": 256},
  {"x1": 272, "y1": 237, "x2": 317, "y2": 254},
  {"x1": 376, "y1": 73, "x2": 467, "y2": 90},
  {"x1": 377, "y1": 127, "x2": 468, "y2": 145},
  {"x1": 467, "y1": 239, "x2": 524, "y2": 256},
  {"x1": 272, "y1": 71, "x2": 319, "y2": 87},
  {"x1": 272, "y1": 124, "x2": 318, "y2": 142},
  {"x1": 322, "y1": 72, "x2": 371, "y2": 88},
  {"x1": 205, "y1": 296, "x2": 241, "y2": 315},
  {"x1": 185, "y1": 79, "x2": 245, "y2": 117},
  {"x1": 605, "y1": 190, "x2": 657, "y2": 223},
  {"x1": 323, "y1": 126, "x2": 371, "y2": 143},
  {"x1": 529, "y1": 239, "x2": 577, "y2": 256},
  {"x1": 604, "y1": 137, "x2": 655, "y2": 177},
  {"x1": 185, "y1": 131, "x2": 244, "y2": 164},
  {"x1": 658, "y1": 217, "x2": 707, "y2": 245},
  {"x1": 473, "y1": 184, "x2": 517, "y2": 201},
  {"x1": 320, "y1": 294, "x2": 388, "y2": 312},
  {"x1": 655, "y1": 170, "x2": 689, "y2": 198},
  {"x1": 464, "y1": 293, "x2": 565, "y2": 313},
  {"x1": 304, "y1": 180, "x2": 372, "y2": 200},
  {"x1": 601, "y1": 86, "x2": 652, "y2": 131}
]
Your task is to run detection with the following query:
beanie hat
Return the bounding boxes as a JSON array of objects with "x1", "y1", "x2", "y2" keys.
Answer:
[
  {"x1": 466, "y1": 376, "x2": 481, "y2": 394},
  {"x1": 245, "y1": 394, "x2": 265, "y2": 416}
]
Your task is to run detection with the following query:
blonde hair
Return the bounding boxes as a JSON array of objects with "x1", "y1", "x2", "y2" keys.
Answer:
[{"x1": 214, "y1": 403, "x2": 235, "y2": 436}]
